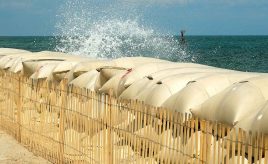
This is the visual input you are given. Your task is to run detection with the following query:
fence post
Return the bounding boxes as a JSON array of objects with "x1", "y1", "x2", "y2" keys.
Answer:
[
  {"x1": 59, "y1": 79, "x2": 68, "y2": 163},
  {"x1": 108, "y1": 89, "x2": 113, "y2": 164},
  {"x1": 17, "y1": 74, "x2": 22, "y2": 143}
]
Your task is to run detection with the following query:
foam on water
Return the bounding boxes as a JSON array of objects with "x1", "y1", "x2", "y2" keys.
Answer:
[{"x1": 55, "y1": 0, "x2": 188, "y2": 60}]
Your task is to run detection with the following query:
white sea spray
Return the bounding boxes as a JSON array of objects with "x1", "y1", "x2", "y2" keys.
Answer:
[{"x1": 54, "y1": 0, "x2": 189, "y2": 61}]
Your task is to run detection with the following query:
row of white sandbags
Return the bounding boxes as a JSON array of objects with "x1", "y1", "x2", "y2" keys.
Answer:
[
  {"x1": 0, "y1": 48, "x2": 170, "y2": 86},
  {"x1": 0, "y1": 48, "x2": 94, "y2": 75},
  {"x1": 86, "y1": 52, "x2": 268, "y2": 133},
  {"x1": 1, "y1": 48, "x2": 268, "y2": 133},
  {"x1": 1, "y1": 49, "x2": 227, "y2": 99},
  {"x1": 94, "y1": 63, "x2": 212, "y2": 96},
  {"x1": 106, "y1": 65, "x2": 268, "y2": 133},
  {"x1": 116, "y1": 64, "x2": 268, "y2": 132}
]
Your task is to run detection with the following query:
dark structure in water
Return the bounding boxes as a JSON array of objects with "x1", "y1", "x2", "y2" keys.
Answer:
[{"x1": 180, "y1": 30, "x2": 186, "y2": 43}]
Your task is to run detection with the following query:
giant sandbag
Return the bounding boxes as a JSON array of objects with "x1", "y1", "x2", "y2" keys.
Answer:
[
  {"x1": 97, "y1": 66, "x2": 127, "y2": 80},
  {"x1": 119, "y1": 62, "x2": 235, "y2": 98},
  {"x1": 120, "y1": 67, "x2": 211, "y2": 100},
  {"x1": 163, "y1": 72, "x2": 261, "y2": 113},
  {"x1": 22, "y1": 59, "x2": 65, "y2": 77},
  {"x1": 69, "y1": 70, "x2": 99, "y2": 90},
  {"x1": 72, "y1": 56, "x2": 166, "y2": 78},
  {"x1": 137, "y1": 72, "x2": 217, "y2": 107},
  {"x1": 47, "y1": 55, "x2": 99, "y2": 82},
  {"x1": 9, "y1": 51, "x2": 90, "y2": 73},
  {"x1": 5, "y1": 58, "x2": 24, "y2": 71},
  {"x1": 95, "y1": 56, "x2": 168, "y2": 91},
  {"x1": 52, "y1": 60, "x2": 78, "y2": 82},
  {"x1": 191, "y1": 76, "x2": 268, "y2": 125},
  {"x1": 61, "y1": 62, "x2": 92, "y2": 83},
  {"x1": 98, "y1": 71, "x2": 128, "y2": 96},
  {"x1": 99, "y1": 66, "x2": 209, "y2": 97},
  {"x1": 6, "y1": 52, "x2": 52, "y2": 72},
  {"x1": 94, "y1": 67, "x2": 127, "y2": 91},
  {"x1": 81, "y1": 57, "x2": 168, "y2": 94},
  {"x1": 235, "y1": 101, "x2": 268, "y2": 133},
  {"x1": 52, "y1": 56, "x2": 95, "y2": 82},
  {"x1": 0, "y1": 52, "x2": 34, "y2": 69},
  {"x1": 7, "y1": 51, "x2": 64, "y2": 73},
  {"x1": 19, "y1": 51, "x2": 74, "y2": 76},
  {"x1": 135, "y1": 72, "x2": 214, "y2": 106},
  {"x1": 120, "y1": 67, "x2": 235, "y2": 100},
  {"x1": 52, "y1": 55, "x2": 94, "y2": 74},
  {"x1": 121, "y1": 62, "x2": 216, "y2": 89},
  {"x1": 30, "y1": 63, "x2": 58, "y2": 81},
  {"x1": 73, "y1": 60, "x2": 113, "y2": 77}
]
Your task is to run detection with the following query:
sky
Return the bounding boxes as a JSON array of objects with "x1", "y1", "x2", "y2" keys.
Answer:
[{"x1": 0, "y1": 0, "x2": 268, "y2": 36}]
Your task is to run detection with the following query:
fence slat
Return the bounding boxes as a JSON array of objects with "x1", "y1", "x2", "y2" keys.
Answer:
[
  {"x1": 190, "y1": 116, "x2": 195, "y2": 164},
  {"x1": 237, "y1": 129, "x2": 242, "y2": 164},
  {"x1": 232, "y1": 128, "x2": 236, "y2": 164},
  {"x1": 59, "y1": 79, "x2": 67, "y2": 163},
  {"x1": 248, "y1": 132, "x2": 253, "y2": 164},
  {"x1": 259, "y1": 133, "x2": 264, "y2": 164},
  {"x1": 254, "y1": 132, "x2": 259, "y2": 164},
  {"x1": 265, "y1": 136, "x2": 268, "y2": 164},
  {"x1": 226, "y1": 127, "x2": 230, "y2": 164},
  {"x1": 17, "y1": 75, "x2": 22, "y2": 143}
]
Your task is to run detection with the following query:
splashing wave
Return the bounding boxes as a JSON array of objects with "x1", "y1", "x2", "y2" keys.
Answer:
[{"x1": 55, "y1": 0, "x2": 188, "y2": 60}]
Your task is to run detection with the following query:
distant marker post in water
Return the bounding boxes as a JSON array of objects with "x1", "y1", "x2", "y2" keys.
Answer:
[{"x1": 180, "y1": 30, "x2": 186, "y2": 43}]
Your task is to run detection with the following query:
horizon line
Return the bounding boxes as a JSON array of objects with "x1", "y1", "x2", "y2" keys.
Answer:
[{"x1": 1, "y1": 34, "x2": 268, "y2": 37}]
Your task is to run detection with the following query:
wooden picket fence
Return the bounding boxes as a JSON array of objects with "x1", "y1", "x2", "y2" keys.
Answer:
[{"x1": 0, "y1": 70, "x2": 268, "y2": 164}]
